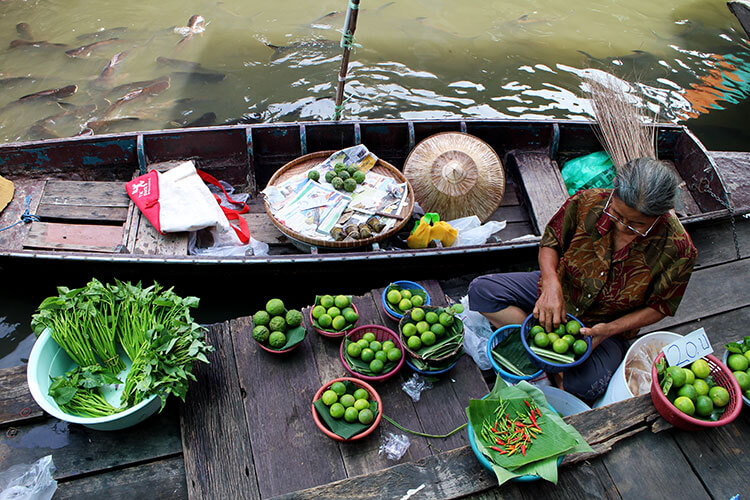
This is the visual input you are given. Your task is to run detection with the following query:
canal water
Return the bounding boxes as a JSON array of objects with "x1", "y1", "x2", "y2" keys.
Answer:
[{"x1": 0, "y1": 0, "x2": 749, "y2": 364}]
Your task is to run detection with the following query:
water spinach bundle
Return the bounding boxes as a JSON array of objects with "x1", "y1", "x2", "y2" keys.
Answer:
[{"x1": 32, "y1": 279, "x2": 213, "y2": 417}]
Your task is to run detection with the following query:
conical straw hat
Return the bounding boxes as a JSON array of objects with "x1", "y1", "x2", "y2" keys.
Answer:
[
  {"x1": 0, "y1": 174, "x2": 13, "y2": 214},
  {"x1": 403, "y1": 132, "x2": 505, "y2": 222}
]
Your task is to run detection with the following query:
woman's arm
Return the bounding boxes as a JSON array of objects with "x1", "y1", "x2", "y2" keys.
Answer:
[
  {"x1": 534, "y1": 246, "x2": 567, "y2": 332},
  {"x1": 580, "y1": 307, "x2": 666, "y2": 348}
]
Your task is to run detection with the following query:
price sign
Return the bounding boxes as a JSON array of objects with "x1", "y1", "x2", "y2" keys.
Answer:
[{"x1": 662, "y1": 327, "x2": 713, "y2": 367}]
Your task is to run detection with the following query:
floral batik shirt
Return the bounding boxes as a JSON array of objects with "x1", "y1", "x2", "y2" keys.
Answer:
[{"x1": 540, "y1": 189, "x2": 697, "y2": 338}]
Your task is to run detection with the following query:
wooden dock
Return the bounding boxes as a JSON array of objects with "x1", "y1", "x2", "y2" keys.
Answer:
[{"x1": 0, "y1": 217, "x2": 748, "y2": 499}]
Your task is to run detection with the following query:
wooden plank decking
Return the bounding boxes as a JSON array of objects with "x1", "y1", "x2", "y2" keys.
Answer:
[{"x1": 0, "y1": 216, "x2": 748, "y2": 499}]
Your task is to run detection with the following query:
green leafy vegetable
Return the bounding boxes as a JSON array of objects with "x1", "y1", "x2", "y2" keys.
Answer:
[
  {"x1": 48, "y1": 366, "x2": 122, "y2": 417},
  {"x1": 724, "y1": 336, "x2": 750, "y2": 354}
]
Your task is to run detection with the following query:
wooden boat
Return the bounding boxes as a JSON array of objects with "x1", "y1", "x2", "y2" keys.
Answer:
[{"x1": 0, "y1": 119, "x2": 747, "y2": 277}]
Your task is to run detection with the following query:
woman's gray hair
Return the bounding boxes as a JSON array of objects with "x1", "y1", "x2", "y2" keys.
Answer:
[{"x1": 613, "y1": 158, "x2": 678, "y2": 216}]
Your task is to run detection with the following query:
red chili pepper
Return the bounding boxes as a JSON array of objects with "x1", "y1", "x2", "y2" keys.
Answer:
[
  {"x1": 521, "y1": 444, "x2": 526, "y2": 456},
  {"x1": 529, "y1": 411, "x2": 538, "y2": 427},
  {"x1": 496, "y1": 438, "x2": 505, "y2": 445},
  {"x1": 524, "y1": 400, "x2": 531, "y2": 408},
  {"x1": 490, "y1": 446, "x2": 503, "y2": 453}
]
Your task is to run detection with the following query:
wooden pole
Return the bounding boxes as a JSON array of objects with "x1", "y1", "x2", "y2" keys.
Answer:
[{"x1": 333, "y1": 0, "x2": 360, "y2": 121}]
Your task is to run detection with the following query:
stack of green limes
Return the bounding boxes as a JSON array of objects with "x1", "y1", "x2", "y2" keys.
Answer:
[
  {"x1": 529, "y1": 320, "x2": 588, "y2": 362},
  {"x1": 343, "y1": 331, "x2": 403, "y2": 376},
  {"x1": 399, "y1": 304, "x2": 465, "y2": 371},
  {"x1": 385, "y1": 286, "x2": 426, "y2": 315},
  {"x1": 657, "y1": 357, "x2": 733, "y2": 419},
  {"x1": 252, "y1": 298, "x2": 303, "y2": 349},
  {"x1": 723, "y1": 337, "x2": 750, "y2": 401},
  {"x1": 320, "y1": 381, "x2": 375, "y2": 425},
  {"x1": 311, "y1": 294, "x2": 359, "y2": 333}
]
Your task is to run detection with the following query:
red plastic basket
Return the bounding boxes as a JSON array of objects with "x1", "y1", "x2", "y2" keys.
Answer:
[
  {"x1": 340, "y1": 325, "x2": 404, "y2": 382},
  {"x1": 650, "y1": 352, "x2": 742, "y2": 431},
  {"x1": 309, "y1": 303, "x2": 359, "y2": 339},
  {"x1": 311, "y1": 377, "x2": 383, "y2": 442}
]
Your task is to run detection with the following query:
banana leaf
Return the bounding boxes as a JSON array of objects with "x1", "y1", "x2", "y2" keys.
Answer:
[
  {"x1": 466, "y1": 375, "x2": 593, "y2": 485},
  {"x1": 265, "y1": 325, "x2": 306, "y2": 351},
  {"x1": 343, "y1": 338, "x2": 398, "y2": 376},
  {"x1": 491, "y1": 328, "x2": 538, "y2": 376}
]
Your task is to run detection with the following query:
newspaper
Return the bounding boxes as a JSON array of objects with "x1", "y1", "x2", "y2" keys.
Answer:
[{"x1": 262, "y1": 145, "x2": 409, "y2": 242}]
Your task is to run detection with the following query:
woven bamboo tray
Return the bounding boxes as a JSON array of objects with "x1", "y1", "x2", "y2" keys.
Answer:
[{"x1": 264, "y1": 151, "x2": 415, "y2": 249}]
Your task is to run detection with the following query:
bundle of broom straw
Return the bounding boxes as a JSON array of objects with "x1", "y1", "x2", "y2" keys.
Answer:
[{"x1": 584, "y1": 76, "x2": 658, "y2": 166}]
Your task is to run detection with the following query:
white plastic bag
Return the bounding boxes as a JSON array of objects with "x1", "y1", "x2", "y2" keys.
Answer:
[
  {"x1": 456, "y1": 294, "x2": 494, "y2": 371},
  {"x1": 447, "y1": 216, "x2": 507, "y2": 247},
  {"x1": 0, "y1": 455, "x2": 56, "y2": 500}
]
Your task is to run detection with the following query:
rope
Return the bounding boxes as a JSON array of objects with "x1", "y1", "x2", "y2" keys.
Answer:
[
  {"x1": 333, "y1": 94, "x2": 354, "y2": 121},
  {"x1": 348, "y1": 0, "x2": 359, "y2": 9},
  {"x1": 0, "y1": 195, "x2": 39, "y2": 232},
  {"x1": 340, "y1": 31, "x2": 361, "y2": 50}
]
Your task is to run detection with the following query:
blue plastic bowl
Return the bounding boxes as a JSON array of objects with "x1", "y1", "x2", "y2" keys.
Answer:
[
  {"x1": 520, "y1": 313, "x2": 592, "y2": 374},
  {"x1": 722, "y1": 349, "x2": 750, "y2": 407},
  {"x1": 405, "y1": 354, "x2": 460, "y2": 376},
  {"x1": 467, "y1": 394, "x2": 563, "y2": 481},
  {"x1": 381, "y1": 281, "x2": 431, "y2": 320},
  {"x1": 487, "y1": 324, "x2": 543, "y2": 382}
]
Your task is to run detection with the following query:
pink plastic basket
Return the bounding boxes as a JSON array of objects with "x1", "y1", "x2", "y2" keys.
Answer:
[
  {"x1": 309, "y1": 303, "x2": 359, "y2": 339},
  {"x1": 650, "y1": 352, "x2": 742, "y2": 431},
  {"x1": 340, "y1": 325, "x2": 404, "y2": 382},
  {"x1": 311, "y1": 377, "x2": 383, "y2": 442}
]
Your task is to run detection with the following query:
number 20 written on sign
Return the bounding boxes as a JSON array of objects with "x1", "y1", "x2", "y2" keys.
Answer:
[{"x1": 663, "y1": 327, "x2": 713, "y2": 368}]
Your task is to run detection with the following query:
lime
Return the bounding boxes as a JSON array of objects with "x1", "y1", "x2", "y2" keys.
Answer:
[
  {"x1": 695, "y1": 395, "x2": 714, "y2": 417},
  {"x1": 411, "y1": 308, "x2": 425, "y2": 322},
  {"x1": 416, "y1": 321, "x2": 430, "y2": 334},
  {"x1": 411, "y1": 295, "x2": 424, "y2": 307},
  {"x1": 343, "y1": 308, "x2": 358, "y2": 324},
  {"x1": 344, "y1": 407, "x2": 359, "y2": 423},
  {"x1": 334, "y1": 295, "x2": 350, "y2": 309},
  {"x1": 746, "y1": 389, "x2": 750, "y2": 399},
  {"x1": 269, "y1": 316, "x2": 287, "y2": 333},
  {"x1": 361, "y1": 348, "x2": 375, "y2": 363},
  {"x1": 531, "y1": 325, "x2": 545, "y2": 336},
  {"x1": 354, "y1": 399, "x2": 370, "y2": 411},
  {"x1": 398, "y1": 298, "x2": 413, "y2": 312},
  {"x1": 709, "y1": 386, "x2": 730, "y2": 407},
  {"x1": 252, "y1": 325, "x2": 270, "y2": 343},
  {"x1": 667, "y1": 365, "x2": 687, "y2": 388},
  {"x1": 369, "y1": 359, "x2": 384, "y2": 373},
  {"x1": 327, "y1": 306, "x2": 341, "y2": 318},
  {"x1": 311, "y1": 305, "x2": 326, "y2": 320},
  {"x1": 684, "y1": 368, "x2": 695, "y2": 385},
  {"x1": 321, "y1": 390, "x2": 338, "y2": 406},
  {"x1": 387, "y1": 348, "x2": 402, "y2": 362},
  {"x1": 253, "y1": 310, "x2": 271, "y2": 326},
  {"x1": 387, "y1": 289, "x2": 402, "y2": 305},
  {"x1": 693, "y1": 378, "x2": 710, "y2": 396},
  {"x1": 330, "y1": 382, "x2": 347, "y2": 396},
  {"x1": 268, "y1": 331, "x2": 286, "y2": 348},
  {"x1": 401, "y1": 289, "x2": 412, "y2": 299},
  {"x1": 677, "y1": 384, "x2": 698, "y2": 403},
  {"x1": 745, "y1": 351, "x2": 750, "y2": 363},
  {"x1": 347, "y1": 342, "x2": 362, "y2": 358},
  {"x1": 674, "y1": 396, "x2": 695, "y2": 416},
  {"x1": 562, "y1": 334, "x2": 576, "y2": 346},
  {"x1": 358, "y1": 408, "x2": 374, "y2": 425},
  {"x1": 318, "y1": 314, "x2": 332, "y2": 328},
  {"x1": 266, "y1": 298, "x2": 285, "y2": 316},
  {"x1": 430, "y1": 323, "x2": 446, "y2": 337},
  {"x1": 690, "y1": 359, "x2": 711, "y2": 379},
  {"x1": 374, "y1": 350, "x2": 388, "y2": 363},
  {"x1": 329, "y1": 402, "x2": 345, "y2": 419},
  {"x1": 552, "y1": 339, "x2": 570, "y2": 355},
  {"x1": 565, "y1": 320, "x2": 581, "y2": 335},
  {"x1": 547, "y1": 333, "x2": 560, "y2": 344},
  {"x1": 369, "y1": 341, "x2": 382, "y2": 352},
  {"x1": 534, "y1": 332, "x2": 550, "y2": 348},
  {"x1": 363, "y1": 332, "x2": 376, "y2": 343},
  {"x1": 421, "y1": 331, "x2": 436, "y2": 346},
  {"x1": 439, "y1": 312, "x2": 454, "y2": 327},
  {"x1": 308, "y1": 170, "x2": 320, "y2": 181},
  {"x1": 382, "y1": 340, "x2": 396, "y2": 352},
  {"x1": 402, "y1": 323, "x2": 417, "y2": 337},
  {"x1": 331, "y1": 315, "x2": 347, "y2": 331},
  {"x1": 357, "y1": 339, "x2": 369, "y2": 349},
  {"x1": 353, "y1": 388, "x2": 369, "y2": 401},
  {"x1": 554, "y1": 324, "x2": 566, "y2": 336},
  {"x1": 425, "y1": 312, "x2": 439, "y2": 324},
  {"x1": 340, "y1": 394, "x2": 355, "y2": 408},
  {"x1": 573, "y1": 339, "x2": 588, "y2": 356},
  {"x1": 320, "y1": 295, "x2": 335, "y2": 308},
  {"x1": 734, "y1": 371, "x2": 750, "y2": 392},
  {"x1": 451, "y1": 304, "x2": 464, "y2": 314},
  {"x1": 728, "y1": 353, "x2": 749, "y2": 372},
  {"x1": 407, "y1": 335, "x2": 422, "y2": 350}
]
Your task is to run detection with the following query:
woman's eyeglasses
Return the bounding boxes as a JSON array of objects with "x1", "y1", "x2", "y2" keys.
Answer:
[{"x1": 603, "y1": 192, "x2": 659, "y2": 237}]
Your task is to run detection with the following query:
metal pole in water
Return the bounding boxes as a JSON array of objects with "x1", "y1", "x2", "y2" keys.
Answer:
[{"x1": 333, "y1": 0, "x2": 360, "y2": 121}]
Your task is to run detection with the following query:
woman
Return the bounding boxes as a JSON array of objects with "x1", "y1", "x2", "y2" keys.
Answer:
[{"x1": 469, "y1": 158, "x2": 697, "y2": 403}]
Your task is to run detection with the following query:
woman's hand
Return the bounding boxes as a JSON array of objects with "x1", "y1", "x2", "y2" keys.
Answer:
[
  {"x1": 533, "y1": 278, "x2": 566, "y2": 332},
  {"x1": 580, "y1": 323, "x2": 613, "y2": 349}
]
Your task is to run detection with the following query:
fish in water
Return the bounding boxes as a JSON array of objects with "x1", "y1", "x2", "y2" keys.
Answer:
[
  {"x1": 110, "y1": 75, "x2": 170, "y2": 95},
  {"x1": 155, "y1": 57, "x2": 225, "y2": 81},
  {"x1": 85, "y1": 116, "x2": 140, "y2": 133},
  {"x1": 17, "y1": 84, "x2": 77, "y2": 103},
  {"x1": 75, "y1": 27, "x2": 128, "y2": 41},
  {"x1": 104, "y1": 78, "x2": 170, "y2": 116},
  {"x1": 16, "y1": 22, "x2": 33, "y2": 40},
  {"x1": 263, "y1": 38, "x2": 340, "y2": 61},
  {"x1": 91, "y1": 51, "x2": 129, "y2": 90},
  {"x1": 174, "y1": 15, "x2": 206, "y2": 48},
  {"x1": 169, "y1": 111, "x2": 216, "y2": 128},
  {"x1": 577, "y1": 49, "x2": 666, "y2": 75},
  {"x1": 65, "y1": 38, "x2": 121, "y2": 58},
  {"x1": 0, "y1": 75, "x2": 38, "y2": 87},
  {"x1": 156, "y1": 56, "x2": 204, "y2": 71},
  {"x1": 27, "y1": 103, "x2": 97, "y2": 139},
  {"x1": 10, "y1": 39, "x2": 67, "y2": 49},
  {"x1": 27, "y1": 123, "x2": 60, "y2": 140},
  {"x1": 170, "y1": 71, "x2": 225, "y2": 83}
]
